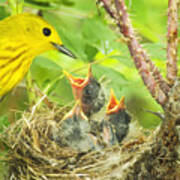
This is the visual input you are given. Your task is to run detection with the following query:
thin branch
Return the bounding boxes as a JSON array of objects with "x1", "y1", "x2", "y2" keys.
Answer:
[
  {"x1": 100, "y1": 0, "x2": 170, "y2": 105},
  {"x1": 166, "y1": 0, "x2": 178, "y2": 85}
]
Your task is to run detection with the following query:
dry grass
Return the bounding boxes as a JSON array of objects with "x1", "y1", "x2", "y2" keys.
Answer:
[{"x1": 0, "y1": 102, "x2": 179, "y2": 180}]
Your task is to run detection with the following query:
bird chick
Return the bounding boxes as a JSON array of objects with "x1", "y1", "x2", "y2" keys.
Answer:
[
  {"x1": 64, "y1": 66, "x2": 105, "y2": 117},
  {"x1": 105, "y1": 89, "x2": 131, "y2": 143},
  {"x1": 52, "y1": 101, "x2": 98, "y2": 152}
]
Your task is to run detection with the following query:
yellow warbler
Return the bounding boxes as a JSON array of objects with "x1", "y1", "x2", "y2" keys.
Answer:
[{"x1": 0, "y1": 13, "x2": 75, "y2": 100}]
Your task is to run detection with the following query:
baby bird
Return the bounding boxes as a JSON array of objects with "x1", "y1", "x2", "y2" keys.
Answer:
[
  {"x1": 65, "y1": 66, "x2": 105, "y2": 117},
  {"x1": 105, "y1": 89, "x2": 131, "y2": 143},
  {"x1": 52, "y1": 101, "x2": 97, "y2": 152}
]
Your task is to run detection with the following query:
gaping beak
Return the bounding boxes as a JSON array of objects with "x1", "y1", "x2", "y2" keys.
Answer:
[
  {"x1": 51, "y1": 42, "x2": 76, "y2": 59},
  {"x1": 64, "y1": 65, "x2": 92, "y2": 100},
  {"x1": 64, "y1": 70, "x2": 90, "y2": 100},
  {"x1": 106, "y1": 89, "x2": 126, "y2": 115}
]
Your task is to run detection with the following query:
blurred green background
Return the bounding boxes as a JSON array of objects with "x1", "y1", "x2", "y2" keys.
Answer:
[{"x1": 0, "y1": 0, "x2": 172, "y2": 131}]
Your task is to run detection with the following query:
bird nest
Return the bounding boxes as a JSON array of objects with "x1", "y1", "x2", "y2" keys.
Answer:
[
  {"x1": 1, "y1": 100, "x2": 180, "y2": 179},
  {"x1": 1, "y1": 101, "x2": 152, "y2": 180}
]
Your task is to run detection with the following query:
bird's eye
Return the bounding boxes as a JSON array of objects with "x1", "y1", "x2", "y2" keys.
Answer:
[{"x1": 43, "y1": 27, "x2": 51, "y2": 36}]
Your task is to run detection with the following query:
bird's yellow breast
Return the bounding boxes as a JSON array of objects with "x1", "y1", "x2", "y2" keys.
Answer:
[{"x1": 0, "y1": 41, "x2": 34, "y2": 97}]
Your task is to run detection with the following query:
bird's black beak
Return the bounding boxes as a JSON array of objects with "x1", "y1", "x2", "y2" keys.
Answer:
[{"x1": 51, "y1": 42, "x2": 76, "y2": 59}]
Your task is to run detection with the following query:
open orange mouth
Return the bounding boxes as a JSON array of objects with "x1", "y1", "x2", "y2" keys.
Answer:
[{"x1": 106, "y1": 89, "x2": 126, "y2": 115}]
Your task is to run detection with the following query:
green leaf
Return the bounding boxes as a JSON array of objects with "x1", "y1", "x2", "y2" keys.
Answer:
[
  {"x1": 31, "y1": 56, "x2": 62, "y2": 88},
  {"x1": 48, "y1": 77, "x2": 73, "y2": 105},
  {"x1": 31, "y1": 56, "x2": 73, "y2": 105},
  {"x1": 143, "y1": 43, "x2": 166, "y2": 60},
  {"x1": 82, "y1": 17, "x2": 117, "y2": 53},
  {"x1": 92, "y1": 64, "x2": 127, "y2": 95},
  {"x1": 129, "y1": 0, "x2": 167, "y2": 42},
  {"x1": 0, "y1": 6, "x2": 10, "y2": 20},
  {"x1": 24, "y1": 0, "x2": 58, "y2": 10},
  {"x1": 85, "y1": 44, "x2": 98, "y2": 62},
  {"x1": 0, "y1": 115, "x2": 9, "y2": 133},
  {"x1": 57, "y1": 28, "x2": 87, "y2": 60}
]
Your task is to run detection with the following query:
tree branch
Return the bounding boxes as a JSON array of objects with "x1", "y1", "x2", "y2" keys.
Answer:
[
  {"x1": 99, "y1": 0, "x2": 170, "y2": 106},
  {"x1": 167, "y1": 0, "x2": 178, "y2": 86}
]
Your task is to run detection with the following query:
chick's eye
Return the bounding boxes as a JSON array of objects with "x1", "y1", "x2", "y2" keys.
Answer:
[{"x1": 43, "y1": 27, "x2": 51, "y2": 36}]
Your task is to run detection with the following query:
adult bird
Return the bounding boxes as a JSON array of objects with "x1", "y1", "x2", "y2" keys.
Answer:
[{"x1": 0, "y1": 13, "x2": 75, "y2": 101}]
